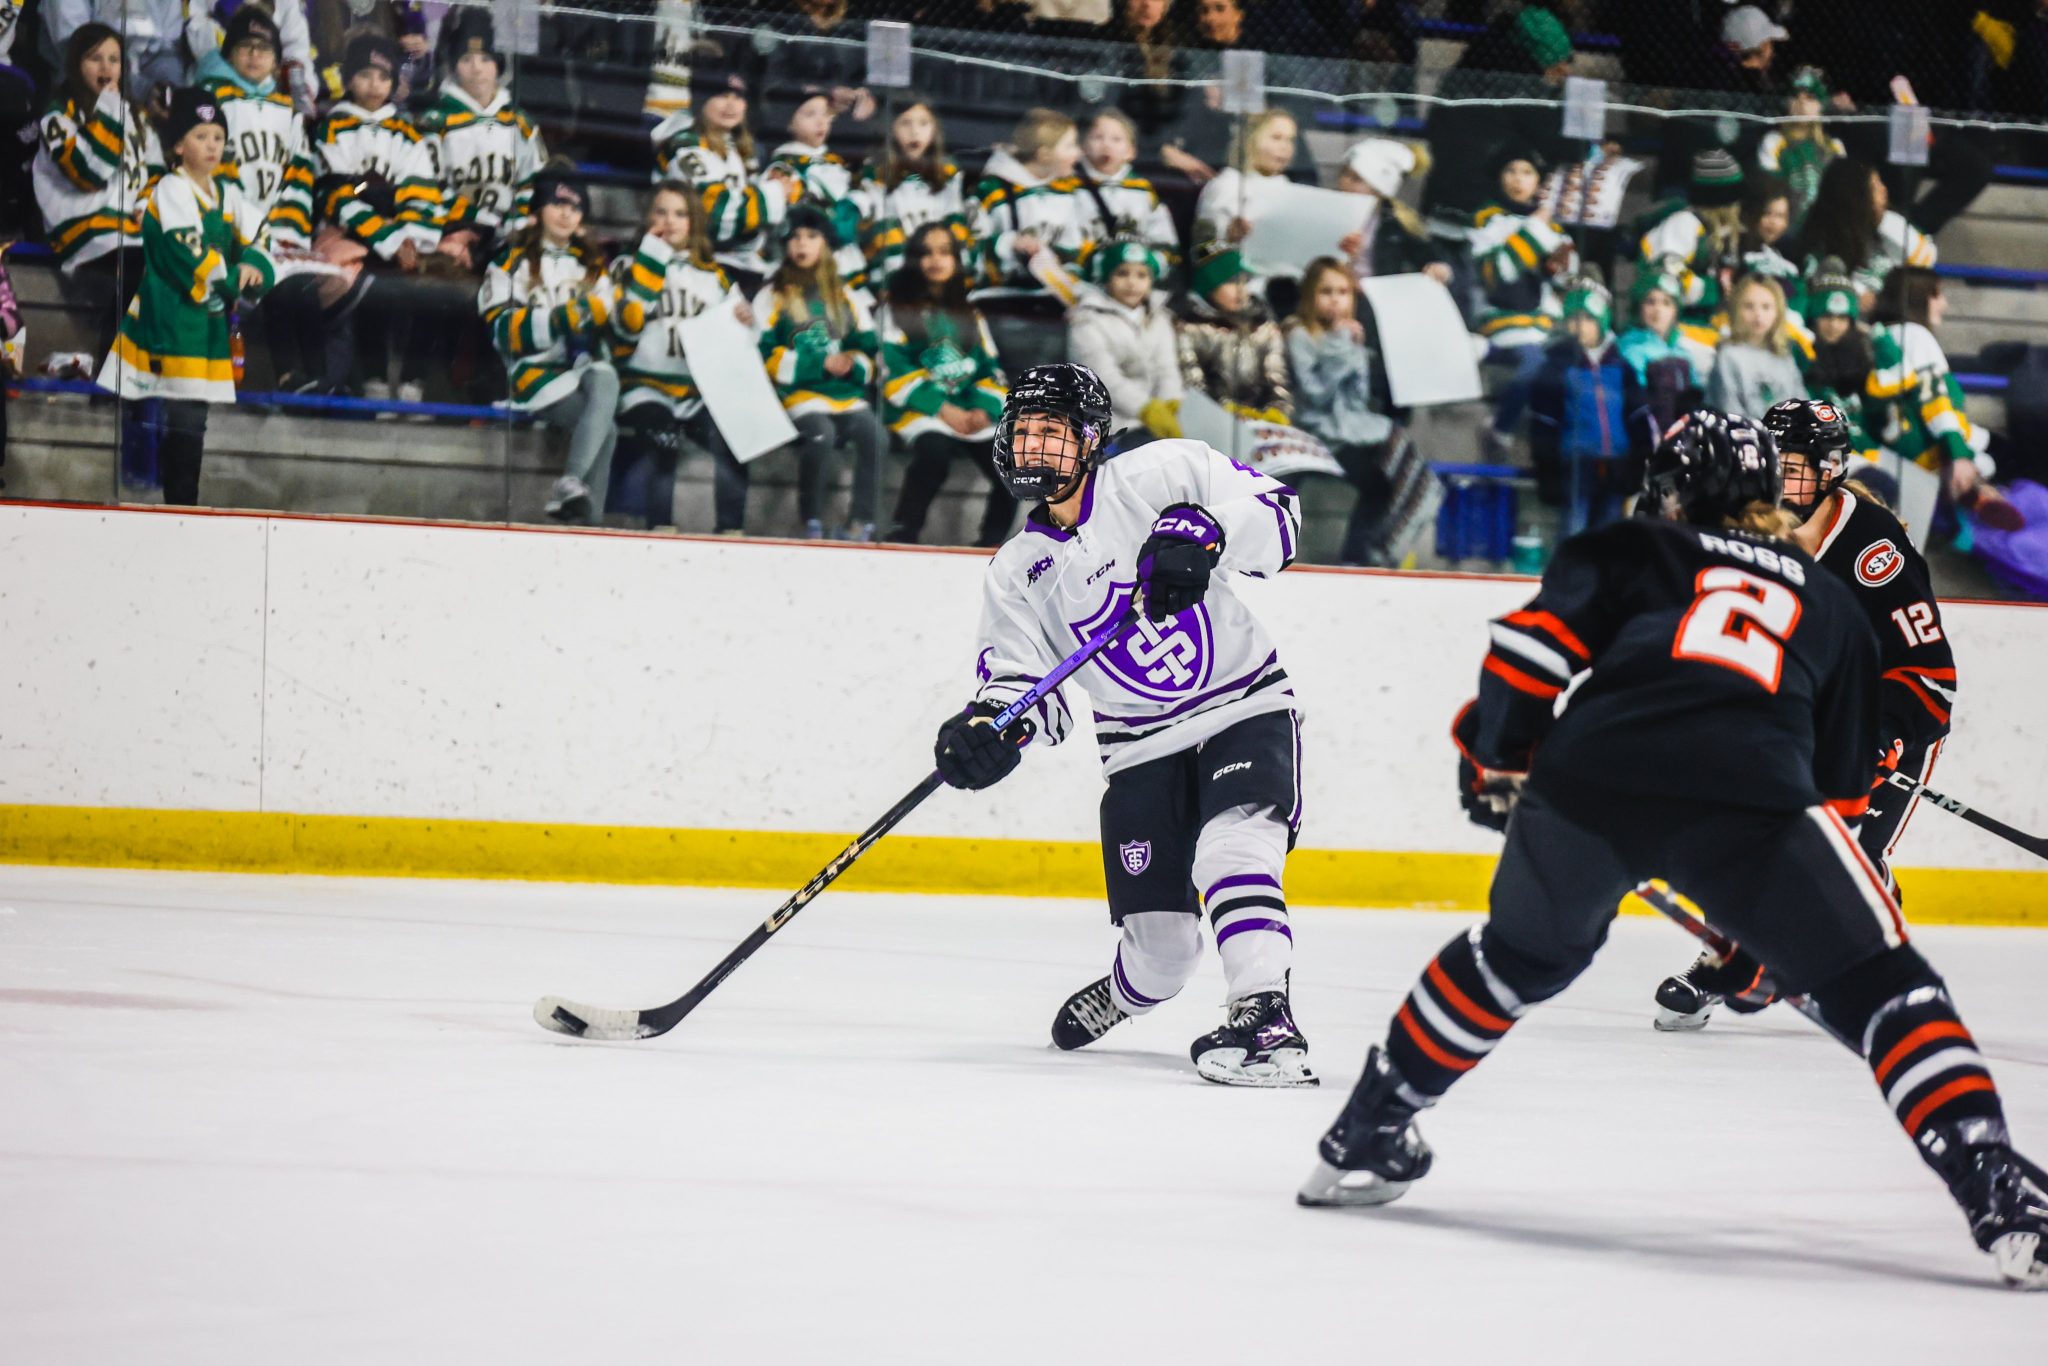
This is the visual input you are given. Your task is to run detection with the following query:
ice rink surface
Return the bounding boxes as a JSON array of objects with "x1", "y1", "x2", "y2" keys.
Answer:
[{"x1": 1, "y1": 866, "x2": 2043, "y2": 1362}]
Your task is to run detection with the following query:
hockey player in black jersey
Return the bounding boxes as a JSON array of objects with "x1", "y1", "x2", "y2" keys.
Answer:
[
  {"x1": 1654, "y1": 398, "x2": 1958, "y2": 1029},
  {"x1": 1297, "y1": 410, "x2": 2047, "y2": 1290}
]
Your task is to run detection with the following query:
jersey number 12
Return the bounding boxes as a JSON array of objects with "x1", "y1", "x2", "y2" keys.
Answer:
[{"x1": 1673, "y1": 567, "x2": 1803, "y2": 691}]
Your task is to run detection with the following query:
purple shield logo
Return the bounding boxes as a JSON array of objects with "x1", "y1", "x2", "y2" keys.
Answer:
[
  {"x1": 1119, "y1": 840, "x2": 1151, "y2": 875},
  {"x1": 1071, "y1": 585, "x2": 1214, "y2": 702}
]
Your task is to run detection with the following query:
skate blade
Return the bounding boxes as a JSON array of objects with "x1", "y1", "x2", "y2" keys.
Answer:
[
  {"x1": 1991, "y1": 1231, "x2": 2048, "y2": 1290},
  {"x1": 1653, "y1": 1005, "x2": 1714, "y2": 1032},
  {"x1": 531, "y1": 996, "x2": 653, "y2": 1041},
  {"x1": 1295, "y1": 1158, "x2": 1412, "y2": 1208},
  {"x1": 1195, "y1": 1047, "x2": 1320, "y2": 1088}
]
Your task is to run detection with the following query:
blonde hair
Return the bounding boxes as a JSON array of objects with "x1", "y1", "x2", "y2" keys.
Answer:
[
  {"x1": 1730, "y1": 501, "x2": 1801, "y2": 539},
  {"x1": 1291, "y1": 256, "x2": 1353, "y2": 335},
  {"x1": 1013, "y1": 108, "x2": 1077, "y2": 162},
  {"x1": 1729, "y1": 274, "x2": 1792, "y2": 356},
  {"x1": 768, "y1": 232, "x2": 853, "y2": 333},
  {"x1": 1698, "y1": 202, "x2": 1743, "y2": 262},
  {"x1": 1228, "y1": 108, "x2": 1297, "y2": 174}
]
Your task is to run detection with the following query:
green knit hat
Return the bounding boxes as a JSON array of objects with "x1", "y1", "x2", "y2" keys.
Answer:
[
  {"x1": 1630, "y1": 257, "x2": 1685, "y2": 310},
  {"x1": 1191, "y1": 244, "x2": 1248, "y2": 300},
  {"x1": 1563, "y1": 278, "x2": 1612, "y2": 335},
  {"x1": 1087, "y1": 237, "x2": 1163, "y2": 286},
  {"x1": 1809, "y1": 257, "x2": 1859, "y2": 320},
  {"x1": 1789, "y1": 65, "x2": 1830, "y2": 101},
  {"x1": 1512, "y1": 6, "x2": 1574, "y2": 70}
]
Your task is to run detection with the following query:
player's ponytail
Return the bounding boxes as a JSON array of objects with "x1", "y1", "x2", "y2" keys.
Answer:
[
  {"x1": 1728, "y1": 501, "x2": 1800, "y2": 540},
  {"x1": 1840, "y1": 476, "x2": 1891, "y2": 511}
]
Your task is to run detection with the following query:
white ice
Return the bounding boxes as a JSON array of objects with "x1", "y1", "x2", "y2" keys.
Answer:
[{"x1": 1, "y1": 866, "x2": 2043, "y2": 1363}]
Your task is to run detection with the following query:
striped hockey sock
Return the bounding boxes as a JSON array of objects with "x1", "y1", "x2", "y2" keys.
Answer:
[
  {"x1": 1107, "y1": 911, "x2": 1202, "y2": 1016},
  {"x1": 1386, "y1": 927, "x2": 1529, "y2": 1101},
  {"x1": 1207, "y1": 873, "x2": 1292, "y2": 998},
  {"x1": 1865, "y1": 985, "x2": 2004, "y2": 1140}
]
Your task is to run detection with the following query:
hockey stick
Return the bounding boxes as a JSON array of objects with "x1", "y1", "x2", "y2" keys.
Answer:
[
  {"x1": 1884, "y1": 771, "x2": 2048, "y2": 862},
  {"x1": 533, "y1": 603, "x2": 1141, "y2": 1042},
  {"x1": 1629, "y1": 880, "x2": 1853, "y2": 1050}
]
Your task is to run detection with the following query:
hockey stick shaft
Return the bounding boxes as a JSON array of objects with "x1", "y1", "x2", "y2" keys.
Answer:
[
  {"x1": 535, "y1": 604, "x2": 1141, "y2": 1041},
  {"x1": 1630, "y1": 880, "x2": 1853, "y2": 1051},
  {"x1": 1884, "y1": 771, "x2": 2048, "y2": 861}
]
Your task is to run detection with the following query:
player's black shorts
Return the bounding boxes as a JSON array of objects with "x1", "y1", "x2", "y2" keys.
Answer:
[
  {"x1": 1860, "y1": 738, "x2": 1942, "y2": 899},
  {"x1": 1097, "y1": 710, "x2": 1302, "y2": 925},
  {"x1": 1488, "y1": 780, "x2": 1907, "y2": 998}
]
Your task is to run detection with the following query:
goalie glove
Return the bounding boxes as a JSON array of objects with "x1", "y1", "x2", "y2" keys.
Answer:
[{"x1": 1452, "y1": 701, "x2": 1527, "y2": 834}]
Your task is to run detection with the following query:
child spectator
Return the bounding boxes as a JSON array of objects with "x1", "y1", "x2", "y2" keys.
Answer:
[
  {"x1": 1176, "y1": 244, "x2": 1290, "y2": 422},
  {"x1": 421, "y1": 10, "x2": 545, "y2": 268},
  {"x1": 1635, "y1": 148, "x2": 1746, "y2": 324},
  {"x1": 1735, "y1": 174, "x2": 1805, "y2": 327},
  {"x1": 1867, "y1": 265, "x2": 2019, "y2": 525},
  {"x1": 854, "y1": 101, "x2": 965, "y2": 295},
  {"x1": 96, "y1": 88, "x2": 273, "y2": 507},
  {"x1": 1802, "y1": 260, "x2": 1880, "y2": 454},
  {"x1": 969, "y1": 108, "x2": 1084, "y2": 372},
  {"x1": 1798, "y1": 157, "x2": 1937, "y2": 309},
  {"x1": 1528, "y1": 278, "x2": 1647, "y2": 533},
  {"x1": 1615, "y1": 261, "x2": 1716, "y2": 437},
  {"x1": 1469, "y1": 145, "x2": 1574, "y2": 460},
  {"x1": 1193, "y1": 107, "x2": 1297, "y2": 253},
  {"x1": 1707, "y1": 274, "x2": 1809, "y2": 419},
  {"x1": 478, "y1": 171, "x2": 618, "y2": 523},
  {"x1": 1333, "y1": 138, "x2": 1449, "y2": 282},
  {"x1": 1071, "y1": 108, "x2": 1179, "y2": 278},
  {"x1": 184, "y1": 0, "x2": 318, "y2": 116},
  {"x1": 1066, "y1": 236, "x2": 1181, "y2": 440},
  {"x1": 753, "y1": 204, "x2": 882, "y2": 540},
  {"x1": 764, "y1": 86, "x2": 868, "y2": 293},
  {"x1": 1286, "y1": 257, "x2": 1399, "y2": 565},
  {"x1": 653, "y1": 61, "x2": 777, "y2": 295},
  {"x1": 880, "y1": 222, "x2": 1013, "y2": 547},
  {"x1": 34, "y1": 24, "x2": 161, "y2": 286},
  {"x1": 1757, "y1": 66, "x2": 1843, "y2": 231},
  {"x1": 609, "y1": 182, "x2": 753, "y2": 529},
  {"x1": 194, "y1": 7, "x2": 302, "y2": 236}
]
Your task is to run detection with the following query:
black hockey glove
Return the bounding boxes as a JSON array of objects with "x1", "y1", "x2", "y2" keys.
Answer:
[
  {"x1": 934, "y1": 700, "x2": 1034, "y2": 791},
  {"x1": 1135, "y1": 503, "x2": 1225, "y2": 622},
  {"x1": 1452, "y1": 701, "x2": 1526, "y2": 834}
]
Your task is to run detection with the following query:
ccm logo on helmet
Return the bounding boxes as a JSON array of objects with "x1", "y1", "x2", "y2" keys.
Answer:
[{"x1": 1857, "y1": 539, "x2": 1904, "y2": 587}]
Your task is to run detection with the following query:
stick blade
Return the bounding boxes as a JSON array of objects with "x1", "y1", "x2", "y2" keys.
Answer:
[{"x1": 532, "y1": 995, "x2": 657, "y2": 1041}]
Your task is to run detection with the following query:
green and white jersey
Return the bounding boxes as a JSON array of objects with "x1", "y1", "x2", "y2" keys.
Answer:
[
  {"x1": 651, "y1": 116, "x2": 771, "y2": 279},
  {"x1": 287, "y1": 100, "x2": 443, "y2": 259},
  {"x1": 764, "y1": 140, "x2": 868, "y2": 289},
  {"x1": 609, "y1": 231, "x2": 743, "y2": 419},
  {"x1": 1757, "y1": 128, "x2": 1842, "y2": 228},
  {"x1": 853, "y1": 161, "x2": 966, "y2": 290},
  {"x1": 420, "y1": 81, "x2": 547, "y2": 236},
  {"x1": 968, "y1": 148, "x2": 1082, "y2": 293},
  {"x1": 1868, "y1": 321, "x2": 1978, "y2": 472},
  {"x1": 33, "y1": 87, "x2": 164, "y2": 273},
  {"x1": 194, "y1": 52, "x2": 306, "y2": 240},
  {"x1": 753, "y1": 281, "x2": 879, "y2": 417},
  {"x1": 480, "y1": 236, "x2": 616, "y2": 410},
  {"x1": 879, "y1": 302, "x2": 1006, "y2": 443},
  {"x1": 1070, "y1": 161, "x2": 1180, "y2": 275}
]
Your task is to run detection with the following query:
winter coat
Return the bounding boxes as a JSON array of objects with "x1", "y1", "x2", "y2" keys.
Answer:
[
  {"x1": 1175, "y1": 294, "x2": 1291, "y2": 419},
  {"x1": 880, "y1": 301, "x2": 1007, "y2": 443},
  {"x1": 1285, "y1": 322, "x2": 1392, "y2": 449},
  {"x1": 1529, "y1": 336, "x2": 1651, "y2": 465},
  {"x1": 1067, "y1": 288, "x2": 1181, "y2": 430},
  {"x1": 1706, "y1": 341, "x2": 1809, "y2": 420},
  {"x1": 1615, "y1": 323, "x2": 1719, "y2": 388}
]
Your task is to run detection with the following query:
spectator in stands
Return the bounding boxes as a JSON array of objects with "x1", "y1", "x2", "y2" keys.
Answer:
[
  {"x1": 1420, "y1": 4, "x2": 1576, "y2": 231},
  {"x1": 1614, "y1": 260, "x2": 1715, "y2": 436},
  {"x1": 1286, "y1": 256, "x2": 1399, "y2": 565},
  {"x1": 1867, "y1": 264, "x2": 2021, "y2": 525},
  {"x1": 1190, "y1": 0, "x2": 1247, "y2": 50},
  {"x1": 754, "y1": 203, "x2": 882, "y2": 539},
  {"x1": 421, "y1": 10, "x2": 544, "y2": 265},
  {"x1": 1107, "y1": 0, "x2": 1211, "y2": 179},
  {"x1": 185, "y1": 1, "x2": 318, "y2": 116},
  {"x1": 1072, "y1": 108, "x2": 1180, "y2": 278},
  {"x1": 609, "y1": 181, "x2": 753, "y2": 530},
  {"x1": 478, "y1": 171, "x2": 618, "y2": 524},
  {"x1": 1351, "y1": 0, "x2": 1422, "y2": 71},
  {"x1": 1719, "y1": 5, "x2": 1786, "y2": 81},
  {"x1": 880, "y1": 221, "x2": 1013, "y2": 546},
  {"x1": 0, "y1": 0, "x2": 39, "y2": 236},
  {"x1": 1965, "y1": 1, "x2": 2048, "y2": 117},
  {"x1": 1469, "y1": 146, "x2": 1575, "y2": 462},
  {"x1": 1528, "y1": 277, "x2": 1646, "y2": 534},
  {"x1": 1636, "y1": 148, "x2": 1747, "y2": 327},
  {"x1": 35, "y1": 24, "x2": 159, "y2": 289},
  {"x1": 1796, "y1": 156, "x2": 1937, "y2": 312},
  {"x1": 761, "y1": 0, "x2": 878, "y2": 133},
  {"x1": 1067, "y1": 236, "x2": 1181, "y2": 443},
  {"x1": 1758, "y1": 66, "x2": 1843, "y2": 232},
  {"x1": 854, "y1": 101, "x2": 966, "y2": 291},
  {"x1": 969, "y1": 108, "x2": 1083, "y2": 374},
  {"x1": 654, "y1": 59, "x2": 781, "y2": 296},
  {"x1": 1707, "y1": 274, "x2": 1808, "y2": 419},
  {"x1": 1735, "y1": 174, "x2": 1803, "y2": 322},
  {"x1": 1192, "y1": 107, "x2": 1297, "y2": 254},
  {"x1": 1176, "y1": 243, "x2": 1290, "y2": 422},
  {"x1": 1333, "y1": 138, "x2": 1450, "y2": 282},
  {"x1": 765, "y1": 86, "x2": 870, "y2": 294},
  {"x1": 96, "y1": 87, "x2": 272, "y2": 507},
  {"x1": 1802, "y1": 260, "x2": 1881, "y2": 455}
]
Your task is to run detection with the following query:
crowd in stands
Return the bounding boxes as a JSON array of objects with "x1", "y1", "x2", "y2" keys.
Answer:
[{"x1": 0, "y1": 0, "x2": 2036, "y2": 586}]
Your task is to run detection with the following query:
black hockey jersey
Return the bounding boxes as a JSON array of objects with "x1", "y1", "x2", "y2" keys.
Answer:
[
  {"x1": 1808, "y1": 489, "x2": 1955, "y2": 750},
  {"x1": 1472, "y1": 517, "x2": 1879, "y2": 814}
]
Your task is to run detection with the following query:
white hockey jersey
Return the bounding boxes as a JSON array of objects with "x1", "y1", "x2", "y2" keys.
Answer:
[
  {"x1": 1070, "y1": 161, "x2": 1181, "y2": 271},
  {"x1": 421, "y1": 82, "x2": 548, "y2": 236},
  {"x1": 971, "y1": 440, "x2": 1302, "y2": 776},
  {"x1": 610, "y1": 230, "x2": 744, "y2": 419}
]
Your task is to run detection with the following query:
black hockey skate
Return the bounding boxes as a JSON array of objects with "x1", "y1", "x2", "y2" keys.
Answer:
[
  {"x1": 1297, "y1": 1046, "x2": 1433, "y2": 1207},
  {"x1": 1191, "y1": 989, "x2": 1317, "y2": 1087},
  {"x1": 1653, "y1": 948, "x2": 1776, "y2": 1032},
  {"x1": 1925, "y1": 1120, "x2": 2048, "y2": 1290},
  {"x1": 1051, "y1": 975, "x2": 1130, "y2": 1051}
]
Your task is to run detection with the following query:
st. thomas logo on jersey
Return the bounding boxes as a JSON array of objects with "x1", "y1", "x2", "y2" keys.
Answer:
[
  {"x1": 1857, "y1": 539, "x2": 1903, "y2": 586},
  {"x1": 1071, "y1": 585, "x2": 1214, "y2": 701},
  {"x1": 1119, "y1": 840, "x2": 1151, "y2": 875}
]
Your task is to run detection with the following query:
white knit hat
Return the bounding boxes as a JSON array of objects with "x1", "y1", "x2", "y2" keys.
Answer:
[{"x1": 1342, "y1": 138, "x2": 1417, "y2": 199}]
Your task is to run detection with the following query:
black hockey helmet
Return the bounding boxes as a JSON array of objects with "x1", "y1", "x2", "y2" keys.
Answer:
[
  {"x1": 1643, "y1": 409, "x2": 1780, "y2": 527},
  {"x1": 992, "y1": 363, "x2": 1113, "y2": 502},
  {"x1": 1762, "y1": 398, "x2": 1853, "y2": 517}
]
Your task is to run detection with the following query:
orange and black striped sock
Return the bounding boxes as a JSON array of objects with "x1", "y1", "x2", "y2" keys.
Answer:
[
  {"x1": 1865, "y1": 985, "x2": 2003, "y2": 1141},
  {"x1": 1385, "y1": 928, "x2": 1529, "y2": 1101}
]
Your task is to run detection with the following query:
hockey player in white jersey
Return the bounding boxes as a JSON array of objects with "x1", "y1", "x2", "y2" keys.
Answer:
[{"x1": 931, "y1": 363, "x2": 1314, "y2": 1087}]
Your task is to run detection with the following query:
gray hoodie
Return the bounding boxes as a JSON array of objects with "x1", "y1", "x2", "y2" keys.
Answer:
[
  {"x1": 1285, "y1": 322, "x2": 1393, "y2": 449},
  {"x1": 1705, "y1": 341, "x2": 1808, "y2": 421}
]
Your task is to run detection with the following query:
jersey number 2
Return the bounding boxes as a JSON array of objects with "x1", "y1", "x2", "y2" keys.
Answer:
[{"x1": 1673, "y1": 567, "x2": 1803, "y2": 691}]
